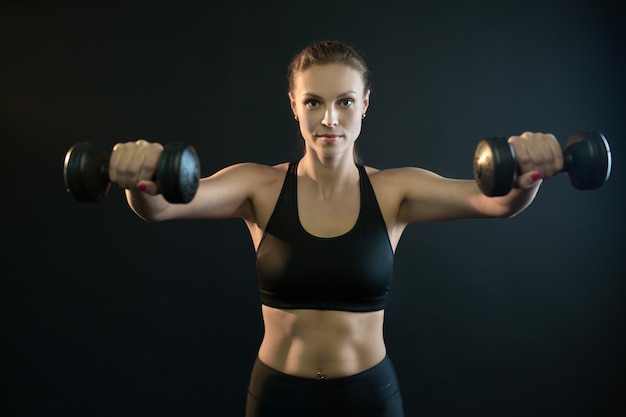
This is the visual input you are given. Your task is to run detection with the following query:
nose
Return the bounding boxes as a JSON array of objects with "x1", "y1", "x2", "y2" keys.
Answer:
[{"x1": 321, "y1": 106, "x2": 338, "y2": 127}]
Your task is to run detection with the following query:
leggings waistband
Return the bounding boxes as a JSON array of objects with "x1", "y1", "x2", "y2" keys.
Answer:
[{"x1": 247, "y1": 356, "x2": 402, "y2": 415}]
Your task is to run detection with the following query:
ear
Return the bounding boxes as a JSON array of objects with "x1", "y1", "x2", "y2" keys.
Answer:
[
  {"x1": 288, "y1": 92, "x2": 297, "y2": 116},
  {"x1": 362, "y1": 89, "x2": 370, "y2": 114}
]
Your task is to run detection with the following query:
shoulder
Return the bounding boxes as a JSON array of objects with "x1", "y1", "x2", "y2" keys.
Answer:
[
  {"x1": 219, "y1": 161, "x2": 290, "y2": 173},
  {"x1": 362, "y1": 164, "x2": 455, "y2": 210},
  {"x1": 361, "y1": 165, "x2": 440, "y2": 209},
  {"x1": 220, "y1": 161, "x2": 291, "y2": 201},
  {"x1": 364, "y1": 165, "x2": 442, "y2": 188},
  {"x1": 208, "y1": 161, "x2": 290, "y2": 185},
  {"x1": 227, "y1": 162, "x2": 291, "y2": 230},
  {"x1": 359, "y1": 165, "x2": 444, "y2": 239}
]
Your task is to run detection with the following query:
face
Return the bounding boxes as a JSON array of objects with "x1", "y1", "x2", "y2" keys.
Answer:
[{"x1": 289, "y1": 64, "x2": 370, "y2": 160}]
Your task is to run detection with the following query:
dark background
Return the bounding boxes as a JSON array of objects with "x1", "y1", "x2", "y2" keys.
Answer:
[{"x1": 1, "y1": 1, "x2": 624, "y2": 416}]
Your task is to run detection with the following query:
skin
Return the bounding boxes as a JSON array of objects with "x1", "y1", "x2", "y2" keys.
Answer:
[{"x1": 109, "y1": 63, "x2": 563, "y2": 379}]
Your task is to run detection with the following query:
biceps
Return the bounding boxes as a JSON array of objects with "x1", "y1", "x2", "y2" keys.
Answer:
[
  {"x1": 156, "y1": 166, "x2": 256, "y2": 221},
  {"x1": 398, "y1": 178, "x2": 486, "y2": 223},
  {"x1": 191, "y1": 177, "x2": 254, "y2": 219}
]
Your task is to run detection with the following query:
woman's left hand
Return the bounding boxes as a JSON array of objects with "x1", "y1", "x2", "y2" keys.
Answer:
[{"x1": 508, "y1": 132, "x2": 564, "y2": 189}]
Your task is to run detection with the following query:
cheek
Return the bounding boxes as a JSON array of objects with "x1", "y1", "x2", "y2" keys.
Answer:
[
  {"x1": 301, "y1": 110, "x2": 320, "y2": 128},
  {"x1": 299, "y1": 115, "x2": 317, "y2": 137},
  {"x1": 305, "y1": 116, "x2": 317, "y2": 131},
  {"x1": 346, "y1": 111, "x2": 362, "y2": 126}
]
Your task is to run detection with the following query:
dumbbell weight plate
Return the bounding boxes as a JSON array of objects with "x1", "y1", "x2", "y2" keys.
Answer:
[
  {"x1": 157, "y1": 142, "x2": 201, "y2": 204},
  {"x1": 564, "y1": 131, "x2": 612, "y2": 191},
  {"x1": 473, "y1": 137, "x2": 517, "y2": 197},
  {"x1": 63, "y1": 142, "x2": 111, "y2": 202}
]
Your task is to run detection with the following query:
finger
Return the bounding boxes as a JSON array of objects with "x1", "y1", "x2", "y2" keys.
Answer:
[
  {"x1": 517, "y1": 170, "x2": 542, "y2": 189},
  {"x1": 527, "y1": 132, "x2": 546, "y2": 178},
  {"x1": 508, "y1": 135, "x2": 534, "y2": 175},
  {"x1": 109, "y1": 144, "x2": 121, "y2": 185},
  {"x1": 530, "y1": 133, "x2": 551, "y2": 179},
  {"x1": 115, "y1": 140, "x2": 149, "y2": 189},
  {"x1": 136, "y1": 143, "x2": 163, "y2": 188},
  {"x1": 136, "y1": 180, "x2": 160, "y2": 195},
  {"x1": 110, "y1": 142, "x2": 133, "y2": 188},
  {"x1": 545, "y1": 134, "x2": 564, "y2": 176},
  {"x1": 125, "y1": 146, "x2": 146, "y2": 189},
  {"x1": 115, "y1": 143, "x2": 139, "y2": 189},
  {"x1": 528, "y1": 133, "x2": 562, "y2": 179}
]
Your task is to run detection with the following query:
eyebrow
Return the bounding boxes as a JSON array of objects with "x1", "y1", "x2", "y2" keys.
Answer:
[{"x1": 302, "y1": 90, "x2": 358, "y2": 99}]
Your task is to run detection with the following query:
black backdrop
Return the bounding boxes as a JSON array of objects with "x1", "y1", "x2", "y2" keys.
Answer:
[{"x1": 2, "y1": 1, "x2": 625, "y2": 416}]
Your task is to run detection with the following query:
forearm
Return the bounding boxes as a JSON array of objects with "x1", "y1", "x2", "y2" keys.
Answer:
[
  {"x1": 125, "y1": 189, "x2": 171, "y2": 222},
  {"x1": 484, "y1": 181, "x2": 542, "y2": 218}
]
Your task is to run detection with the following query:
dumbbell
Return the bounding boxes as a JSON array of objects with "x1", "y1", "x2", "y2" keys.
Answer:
[
  {"x1": 473, "y1": 130, "x2": 612, "y2": 197},
  {"x1": 63, "y1": 142, "x2": 201, "y2": 203}
]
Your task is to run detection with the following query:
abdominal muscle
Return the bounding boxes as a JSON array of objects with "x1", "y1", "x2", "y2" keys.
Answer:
[{"x1": 257, "y1": 305, "x2": 387, "y2": 379}]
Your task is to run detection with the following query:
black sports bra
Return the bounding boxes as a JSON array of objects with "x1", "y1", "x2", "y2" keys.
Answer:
[{"x1": 256, "y1": 161, "x2": 394, "y2": 312}]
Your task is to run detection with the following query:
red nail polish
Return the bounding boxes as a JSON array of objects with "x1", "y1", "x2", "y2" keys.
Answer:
[
  {"x1": 531, "y1": 172, "x2": 542, "y2": 182},
  {"x1": 137, "y1": 183, "x2": 147, "y2": 191}
]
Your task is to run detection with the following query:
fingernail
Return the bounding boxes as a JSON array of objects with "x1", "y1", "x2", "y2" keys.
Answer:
[
  {"x1": 137, "y1": 183, "x2": 147, "y2": 191},
  {"x1": 531, "y1": 172, "x2": 542, "y2": 182}
]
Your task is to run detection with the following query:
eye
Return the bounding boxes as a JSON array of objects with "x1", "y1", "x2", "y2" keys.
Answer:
[
  {"x1": 305, "y1": 99, "x2": 320, "y2": 109},
  {"x1": 340, "y1": 98, "x2": 354, "y2": 107}
]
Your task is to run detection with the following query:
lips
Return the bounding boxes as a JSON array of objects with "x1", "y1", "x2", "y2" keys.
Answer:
[{"x1": 318, "y1": 133, "x2": 342, "y2": 140}]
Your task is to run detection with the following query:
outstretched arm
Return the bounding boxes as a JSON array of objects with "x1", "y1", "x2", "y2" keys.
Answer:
[
  {"x1": 393, "y1": 132, "x2": 563, "y2": 223},
  {"x1": 109, "y1": 140, "x2": 264, "y2": 223}
]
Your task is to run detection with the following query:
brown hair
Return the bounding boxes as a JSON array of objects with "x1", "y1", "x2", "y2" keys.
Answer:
[{"x1": 287, "y1": 40, "x2": 371, "y2": 94}]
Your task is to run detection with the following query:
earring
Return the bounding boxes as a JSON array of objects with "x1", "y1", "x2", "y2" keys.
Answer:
[
  {"x1": 294, "y1": 115, "x2": 299, "y2": 121},
  {"x1": 362, "y1": 113, "x2": 366, "y2": 119}
]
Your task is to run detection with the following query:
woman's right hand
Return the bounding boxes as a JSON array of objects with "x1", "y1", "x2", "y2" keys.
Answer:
[{"x1": 109, "y1": 140, "x2": 164, "y2": 195}]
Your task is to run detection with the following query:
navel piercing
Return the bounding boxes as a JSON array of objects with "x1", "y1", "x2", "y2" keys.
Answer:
[{"x1": 317, "y1": 371, "x2": 326, "y2": 380}]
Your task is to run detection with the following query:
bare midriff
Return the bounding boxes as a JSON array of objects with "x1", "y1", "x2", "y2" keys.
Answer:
[{"x1": 257, "y1": 305, "x2": 386, "y2": 380}]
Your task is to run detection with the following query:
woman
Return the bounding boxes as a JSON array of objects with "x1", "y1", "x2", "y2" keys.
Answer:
[{"x1": 109, "y1": 41, "x2": 563, "y2": 416}]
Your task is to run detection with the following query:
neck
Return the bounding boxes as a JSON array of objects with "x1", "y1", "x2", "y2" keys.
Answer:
[{"x1": 299, "y1": 151, "x2": 359, "y2": 199}]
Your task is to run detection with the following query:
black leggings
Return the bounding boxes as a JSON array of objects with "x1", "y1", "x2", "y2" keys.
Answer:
[{"x1": 246, "y1": 356, "x2": 404, "y2": 417}]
